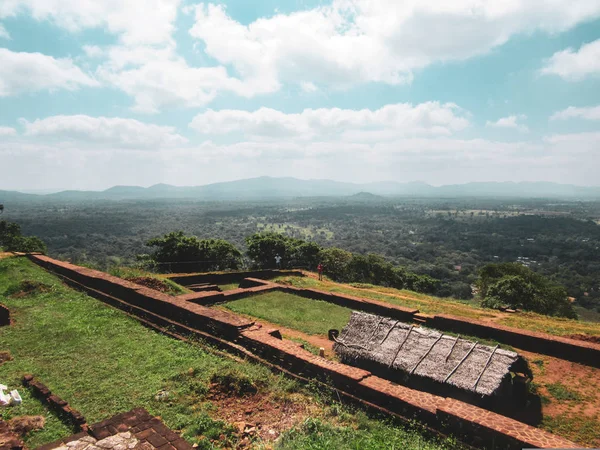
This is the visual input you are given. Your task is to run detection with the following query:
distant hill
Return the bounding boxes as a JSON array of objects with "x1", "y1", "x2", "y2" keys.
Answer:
[
  {"x1": 348, "y1": 192, "x2": 387, "y2": 201},
  {"x1": 2, "y1": 177, "x2": 600, "y2": 201}
]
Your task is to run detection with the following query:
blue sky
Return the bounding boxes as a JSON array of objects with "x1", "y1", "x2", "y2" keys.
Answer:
[{"x1": 1, "y1": 0, "x2": 600, "y2": 191}]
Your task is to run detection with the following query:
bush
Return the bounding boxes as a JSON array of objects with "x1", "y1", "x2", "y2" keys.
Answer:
[
  {"x1": 0, "y1": 221, "x2": 47, "y2": 253},
  {"x1": 146, "y1": 231, "x2": 242, "y2": 273},
  {"x1": 478, "y1": 263, "x2": 576, "y2": 319}
]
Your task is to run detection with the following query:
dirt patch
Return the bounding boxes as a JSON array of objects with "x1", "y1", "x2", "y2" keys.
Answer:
[
  {"x1": 8, "y1": 416, "x2": 45, "y2": 435},
  {"x1": 7, "y1": 280, "x2": 52, "y2": 298},
  {"x1": 127, "y1": 277, "x2": 171, "y2": 293},
  {"x1": 0, "y1": 351, "x2": 12, "y2": 365},
  {"x1": 565, "y1": 334, "x2": 600, "y2": 344},
  {"x1": 207, "y1": 383, "x2": 311, "y2": 447},
  {"x1": 519, "y1": 348, "x2": 600, "y2": 447}
]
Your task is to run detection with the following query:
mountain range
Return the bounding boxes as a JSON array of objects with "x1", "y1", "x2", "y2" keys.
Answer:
[{"x1": 2, "y1": 177, "x2": 600, "y2": 201}]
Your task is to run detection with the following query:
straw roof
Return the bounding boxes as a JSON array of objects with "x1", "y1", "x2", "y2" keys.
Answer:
[{"x1": 333, "y1": 311, "x2": 531, "y2": 398}]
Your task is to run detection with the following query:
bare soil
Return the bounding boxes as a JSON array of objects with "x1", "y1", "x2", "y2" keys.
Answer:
[
  {"x1": 519, "y1": 349, "x2": 600, "y2": 447},
  {"x1": 0, "y1": 351, "x2": 12, "y2": 365},
  {"x1": 207, "y1": 382, "x2": 313, "y2": 448},
  {"x1": 8, "y1": 280, "x2": 52, "y2": 298},
  {"x1": 8, "y1": 416, "x2": 45, "y2": 435},
  {"x1": 565, "y1": 333, "x2": 600, "y2": 344}
]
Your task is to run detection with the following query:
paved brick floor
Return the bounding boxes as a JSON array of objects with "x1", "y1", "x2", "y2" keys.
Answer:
[{"x1": 37, "y1": 409, "x2": 192, "y2": 450}]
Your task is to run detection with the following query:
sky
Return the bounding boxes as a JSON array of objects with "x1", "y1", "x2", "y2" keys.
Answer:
[{"x1": 1, "y1": 0, "x2": 600, "y2": 191}]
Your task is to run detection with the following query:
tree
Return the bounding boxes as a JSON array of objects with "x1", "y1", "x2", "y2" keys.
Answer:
[
  {"x1": 0, "y1": 220, "x2": 47, "y2": 253},
  {"x1": 245, "y1": 232, "x2": 296, "y2": 268},
  {"x1": 318, "y1": 247, "x2": 353, "y2": 280},
  {"x1": 477, "y1": 263, "x2": 576, "y2": 319},
  {"x1": 245, "y1": 232, "x2": 322, "y2": 269},
  {"x1": 146, "y1": 231, "x2": 241, "y2": 273}
]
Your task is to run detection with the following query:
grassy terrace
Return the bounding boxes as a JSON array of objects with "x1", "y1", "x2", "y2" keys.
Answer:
[
  {"x1": 0, "y1": 257, "x2": 458, "y2": 450},
  {"x1": 223, "y1": 291, "x2": 352, "y2": 335},
  {"x1": 275, "y1": 276, "x2": 600, "y2": 338}
]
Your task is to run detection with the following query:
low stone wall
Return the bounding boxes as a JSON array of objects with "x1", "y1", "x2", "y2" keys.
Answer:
[
  {"x1": 429, "y1": 314, "x2": 600, "y2": 368},
  {"x1": 30, "y1": 254, "x2": 253, "y2": 339},
  {"x1": 28, "y1": 255, "x2": 580, "y2": 449},
  {"x1": 167, "y1": 269, "x2": 304, "y2": 287},
  {"x1": 0, "y1": 303, "x2": 9, "y2": 326},
  {"x1": 23, "y1": 375, "x2": 87, "y2": 431}
]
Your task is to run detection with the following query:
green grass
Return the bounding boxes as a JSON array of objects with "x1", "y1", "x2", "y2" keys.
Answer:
[
  {"x1": 217, "y1": 283, "x2": 239, "y2": 292},
  {"x1": 0, "y1": 257, "x2": 458, "y2": 450},
  {"x1": 223, "y1": 291, "x2": 352, "y2": 335},
  {"x1": 275, "y1": 276, "x2": 600, "y2": 339},
  {"x1": 542, "y1": 414, "x2": 600, "y2": 448},
  {"x1": 0, "y1": 258, "x2": 290, "y2": 447},
  {"x1": 275, "y1": 276, "x2": 493, "y2": 320},
  {"x1": 278, "y1": 416, "x2": 458, "y2": 450},
  {"x1": 545, "y1": 382, "x2": 582, "y2": 402}
]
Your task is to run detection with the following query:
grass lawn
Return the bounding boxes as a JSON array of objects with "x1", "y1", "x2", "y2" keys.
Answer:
[
  {"x1": 223, "y1": 291, "x2": 352, "y2": 335},
  {"x1": 217, "y1": 283, "x2": 239, "y2": 291},
  {"x1": 0, "y1": 257, "x2": 458, "y2": 450},
  {"x1": 275, "y1": 276, "x2": 600, "y2": 338}
]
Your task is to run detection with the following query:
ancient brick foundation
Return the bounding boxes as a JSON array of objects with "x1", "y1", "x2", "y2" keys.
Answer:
[
  {"x1": 428, "y1": 314, "x2": 600, "y2": 367},
  {"x1": 22, "y1": 375, "x2": 87, "y2": 431},
  {"x1": 36, "y1": 408, "x2": 192, "y2": 450},
  {"x1": 167, "y1": 269, "x2": 304, "y2": 286},
  {"x1": 27, "y1": 254, "x2": 582, "y2": 449},
  {"x1": 0, "y1": 304, "x2": 9, "y2": 326}
]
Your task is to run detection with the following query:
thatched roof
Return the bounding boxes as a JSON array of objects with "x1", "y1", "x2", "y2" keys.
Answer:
[{"x1": 334, "y1": 312, "x2": 531, "y2": 398}]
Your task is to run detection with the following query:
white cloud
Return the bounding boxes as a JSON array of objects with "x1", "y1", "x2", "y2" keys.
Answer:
[
  {"x1": 3, "y1": 130, "x2": 600, "y2": 189},
  {"x1": 300, "y1": 82, "x2": 318, "y2": 93},
  {"x1": 486, "y1": 114, "x2": 528, "y2": 132},
  {"x1": 0, "y1": 126, "x2": 16, "y2": 136},
  {"x1": 189, "y1": 0, "x2": 600, "y2": 92},
  {"x1": 0, "y1": 0, "x2": 181, "y2": 46},
  {"x1": 0, "y1": 48, "x2": 98, "y2": 96},
  {"x1": 4, "y1": 1, "x2": 600, "y2": 111},
  {"x1": 82, "y1": 45, "x2": 103, "y2": 58},
  {"x1": 541, "y1": 39, "x2": 600, "y2": 81},
  {"x1": 20, "y1": 115, "x2": 188, "y2": 148},
  {"x1": 96, "y1": 48, "x2": 270, "y2": 113},
  {"x1": 550, "y1": 105, "x2": 600, "y2": 121},
  {"x1": 189, "y1": 102, "x2": 470, "y2": 140},
  {"x1": 0, "y1": 23, "x2": 9, "y2": 39}
]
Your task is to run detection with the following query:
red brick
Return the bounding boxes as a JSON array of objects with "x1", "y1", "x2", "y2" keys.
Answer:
[
  {"x1": 170, "y1": 438, "x2": 193, "y2": 450},
  {"x1": 135, "y1": 428, "x2": 155, "y2": 440},
  {"x1": 146, "y1": 433, "x2": 168, "y2": 448}
]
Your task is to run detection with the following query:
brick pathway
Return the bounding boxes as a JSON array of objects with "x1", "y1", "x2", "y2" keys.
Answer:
[{"x1": 37, "y1": 409, "x2": 192, "y2": 450}]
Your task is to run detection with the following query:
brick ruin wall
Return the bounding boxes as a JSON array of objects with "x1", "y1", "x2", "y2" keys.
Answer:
[
  {"x1": 167, "y1": 269, "x2": 304, "y2": 286},
  {"x1": 27, "y1": 254, "x2": 583, "y2": 450},
  {"x1": 0, "y1": 303, "x2": 9, "y2": 326}
]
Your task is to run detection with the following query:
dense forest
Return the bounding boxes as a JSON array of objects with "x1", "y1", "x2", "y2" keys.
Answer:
[{"x1": 2, "y1": 196, "x2": 599, "y2": 317}]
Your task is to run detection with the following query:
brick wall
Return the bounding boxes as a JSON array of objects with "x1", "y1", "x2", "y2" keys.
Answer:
[
  {"x1": 29, "y1": 255, "x2": 253, "y2": 339},
  {"x1": 0, "y1": 303, "x2": 9, "y2": 326},
  {"x1": 167, "y1": 270, "x2": 304, "y2": 286},
  {"x1": 429, "y1": 314, "x2": 600, "y2": 368},
  {"x1": 28, "y1": 255, "x2": 580, "y2": 449}
]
